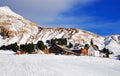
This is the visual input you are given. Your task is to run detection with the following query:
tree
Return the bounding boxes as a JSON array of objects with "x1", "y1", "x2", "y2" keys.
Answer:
[
  {"x1": 106, "y1": 49, "x2": 110, "y2": 58},
  {"x1": 27, "y1": 43, "x2": 35, "y2": 53},
  {"x1": 20, "y1": 44, "x2": 27, "y2": 52},
  {"x1": 0, "y1": 45, "x2": 7, "y2": 50},
  {"x1": 50, "y1": 38, "x2": 67, "y2": 45},
  {"x1": 61, "y1": 38, "x2": 67, "y2": 45},
  {"x1": 37, "y1": 41, "x2": 46, "y2": 51},
  {"x1": 20, "y1": 43, "x2": 35, "y2": 53},
  {"x1": 11, "y1": 43, "x2": 19, "y2": 52},
  {"x1": 103, "y1": 48, "x2": 110, "y2": 58},
  {"x1": 68, "y1": 42, "x2": 73, "y2": 48},
  {"x1": 84, "y1": 44, "x2": 89, "y2": 48},
  {"x1": 103, "y1": 48, "x2": 106, "y2": 53},
  {"x1": 51, "y1": 39, "x2": 56, "y2": 45},
  {"x1": 0, "y1": 43, "x2": 19, "y2": 52}
]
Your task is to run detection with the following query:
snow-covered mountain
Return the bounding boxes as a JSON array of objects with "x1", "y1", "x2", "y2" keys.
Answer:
[
  {"x1": 0, "y1": 6, "x2": 42, "y2": 45},
  {"x1": 0, "y1": 6, "x2": 120, "y2": 54},
  {"x1": 105, "y1": 35, "x2": 120, "y2": 54},
  {"x1": 105, "y1": 35, "x2": 120, "y2": 45}
]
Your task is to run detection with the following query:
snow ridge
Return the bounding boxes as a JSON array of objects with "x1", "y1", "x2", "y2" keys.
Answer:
[{"x1": 0, "y1": 6, "x2": 23, "y2": 18}]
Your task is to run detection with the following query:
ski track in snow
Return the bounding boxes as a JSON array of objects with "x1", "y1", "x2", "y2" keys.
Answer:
[{"x1": 0, "y1": 54, "x2": 120, "y2": 76}]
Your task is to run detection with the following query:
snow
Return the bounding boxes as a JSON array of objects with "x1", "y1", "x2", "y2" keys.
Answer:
[
  {"x1": 0, "y1": 6, "x2": 23, "y2": 18},
  {"x1": 93, "y1": 38, "x2": 105, "y2": 50},
  {"x1": 0, "y1": 36, "x2": 7, "y2": 47},
  {"x1": 19, "y1": 33, "x2": 31, "y2": 44},
  {"x1": 0, "y1": 54, "x2": 120, "y2": 76},
  {"x1": 106, "y1": 40, "x2": 120, "y2": 54},
  {"x1": 0, "y1": 50, "x2": 15, "y2": 55},
  {"x1": 105, "y1": 35, "x2": 120, "y2": 45},
  {"x1": 55, "y1": 32, "x2": 64, "y2": 38},
  {"x1": 6, "y1": 37, "x2": 19, "y2": 45}
]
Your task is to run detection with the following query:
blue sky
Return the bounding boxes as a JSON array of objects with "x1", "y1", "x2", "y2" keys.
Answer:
[{"x1": 0, "y1": 0, "x2": 120, "y2": 36}]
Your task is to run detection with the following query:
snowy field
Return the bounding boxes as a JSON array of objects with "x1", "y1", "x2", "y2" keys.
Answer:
[{"x1": 0, "y1": 52, "x2": 120, "y2": 76}]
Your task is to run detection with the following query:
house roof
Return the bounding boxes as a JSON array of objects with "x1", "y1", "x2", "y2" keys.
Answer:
[
  {"x1": 63, "y1": 50, "x2": 75, "y2": 54},
  {"x1": 56, "y1": 45, "x2": 75, "y2": 54},
  {"x1": 56, "y1": 45, "x2": 69, "y2": 50}
]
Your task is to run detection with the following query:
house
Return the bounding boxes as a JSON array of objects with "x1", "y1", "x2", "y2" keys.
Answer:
[
  {"x1": 81, "y1": 47, "x2": 88, "y2": 56},
  {"x1": 73, "y1": 43, "x2": 84, "y2": 49},
  {"x1": 88, "y1": 39, "x2": 100, "y2": 57},
  {"x1": 88, "y1": 46, "x2": 100, "y2": 57},
  {"x1": 49, "y1": 44, "x2": 75, "y2": 55},
  {"x1": 70, "y1": 49, "x2": 81, "y2": 55},
  {"x1": 63, "y1": 50, "x2": 75, "y2": 55},
  {"x1": 70, "y1": 47, "x2": 89, "y2": 56},
  {"x1": 49, "y1": 44, "x2": 64, "y2": 55},
  {"x1": 57, "y1": 45, "x2": 76, "y2": 55}
]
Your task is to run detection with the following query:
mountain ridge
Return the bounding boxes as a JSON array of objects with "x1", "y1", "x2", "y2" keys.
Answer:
[{"x1": 0, "y1": 6, "x2": 120, "y2": 53}]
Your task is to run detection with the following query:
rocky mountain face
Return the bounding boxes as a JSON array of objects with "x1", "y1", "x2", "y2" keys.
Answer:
[{"x1": 0, "y1": 6, "x2": 120, "y2": 53}]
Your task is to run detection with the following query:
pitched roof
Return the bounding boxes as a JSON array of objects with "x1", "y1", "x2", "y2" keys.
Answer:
[
  {"x1": 56, "y1": 45, "x2": 75, "y2": 54},
  {"x1": 56, "y1": 45, "x2": 69, "y2": 50}
]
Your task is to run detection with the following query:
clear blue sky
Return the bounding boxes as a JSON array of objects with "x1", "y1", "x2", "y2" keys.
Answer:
[{"x1": 0, "y1": 0, "x2": 120, "y2": 36}]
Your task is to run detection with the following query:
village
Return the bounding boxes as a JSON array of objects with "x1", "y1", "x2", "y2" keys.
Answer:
[
  {"x1": 43, "y1": 38, "x2": 111, "y2": 58},
  {"x1": 0, "y1": 38, "x2": 111, "y2": 58}
]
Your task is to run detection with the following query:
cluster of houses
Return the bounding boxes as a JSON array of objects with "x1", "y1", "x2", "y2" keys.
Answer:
[
  {"x1": 43, "y1": 39, "x2": 100, "y2": 57},
  {"x1": 16, "y1": 39, "x2": 101, "y2": 57}
]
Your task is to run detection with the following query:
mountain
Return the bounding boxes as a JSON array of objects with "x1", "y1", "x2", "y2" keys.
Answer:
[
  {"x1": 0, "y1": 6, "x2": 120, "y2": 53},
  {"x1": 105, "y1": 35, "x2": 120, "y2": 54},
  {"x1": 0, "y1": 6, "x2": 42, "y2": 45}
]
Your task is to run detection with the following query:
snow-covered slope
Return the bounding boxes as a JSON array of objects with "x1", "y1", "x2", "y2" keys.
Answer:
[
  {"x1": 0, "y1": 6, "x2": 120, "y2": 54},
  {"x1": 0, "y1": 6, "x2": 104, "y2": 47},
  {"x1": 105, "y1": 35, "x2": 120, "y2": 44},
  {"x1": 0, "y1": 6, "x2": 23, "y2": 18},
  {"x1": 0, "y1": 54, "x2": 120, "y2": 76},
  {"x1": 34, "y1": 28, "x2": 104, "y2": 47},
  {"x1": 0, "y1": 6, "x2": 42, "y2": 45},
  {"x1": 105, "y1": 35, "x2": 120, "y2": 54}
]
